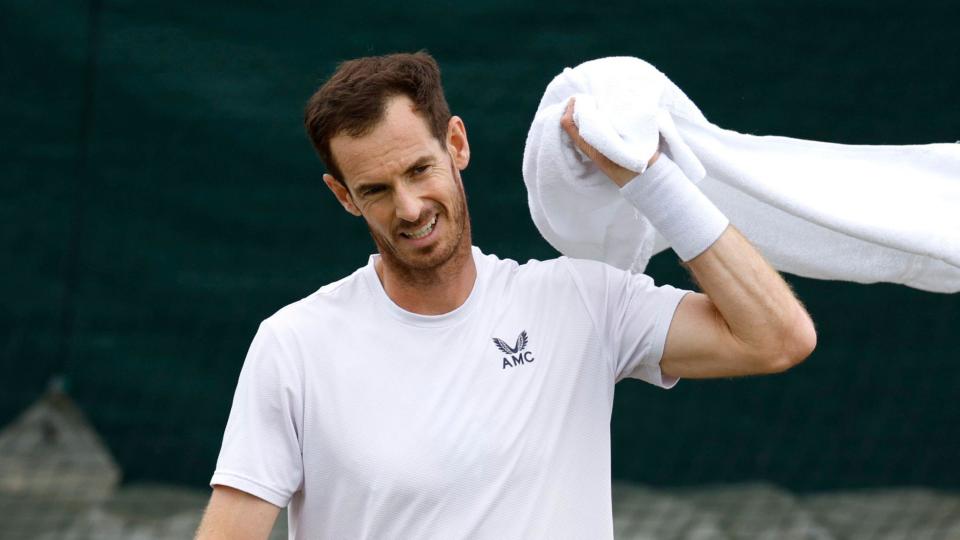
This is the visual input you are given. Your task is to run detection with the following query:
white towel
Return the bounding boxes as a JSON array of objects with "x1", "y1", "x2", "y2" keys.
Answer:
[{"x1": 523, "y1": 57, "x2": 960, "y2": 293}]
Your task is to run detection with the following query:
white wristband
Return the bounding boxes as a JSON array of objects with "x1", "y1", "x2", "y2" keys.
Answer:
[{"x1": 619, "y1": 154, "x2": 729, "y2": 261}]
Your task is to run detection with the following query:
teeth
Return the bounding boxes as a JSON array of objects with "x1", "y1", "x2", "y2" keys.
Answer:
[{"x1": 404, "y1": 216, "x2": 437, "y2": 239}]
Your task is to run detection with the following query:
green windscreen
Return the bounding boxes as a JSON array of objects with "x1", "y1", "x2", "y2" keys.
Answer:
[{"x1": 2, "y1": 0, "x2": 958, "y2": 530}]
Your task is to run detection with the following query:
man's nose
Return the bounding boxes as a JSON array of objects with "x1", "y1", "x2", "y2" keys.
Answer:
[{"x1": 394, "y1": 183, "x2": 423, "y2": 223}]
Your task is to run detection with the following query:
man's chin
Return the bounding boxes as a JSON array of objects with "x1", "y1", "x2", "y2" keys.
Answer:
[
  {"x1": 393, "y1": 245, "x2": 452, "y2": 271},
  {"x1": 371, "y1": 217, "x2": 469, "y2": 275}
]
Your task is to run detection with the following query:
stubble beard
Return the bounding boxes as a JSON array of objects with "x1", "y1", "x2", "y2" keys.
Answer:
[{"x1": 369, "y1": 170, "x2": 472, "y2": 287}]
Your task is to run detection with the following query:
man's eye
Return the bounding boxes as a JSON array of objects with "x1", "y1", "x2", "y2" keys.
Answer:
[
  {"x1": 361, "y1": 186, "x2": 385, "y2": 196},
  {"x1": 413, "y1": 165, "x2": 429, "y2": 175}
]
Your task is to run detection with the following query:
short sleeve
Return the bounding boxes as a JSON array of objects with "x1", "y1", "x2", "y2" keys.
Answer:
[
  {"x1": 563, "y1": 258, "x2": 690, "y2": 388},
  {"x1": 210, "y1": 319, "x2": 304, "y2": 507}
]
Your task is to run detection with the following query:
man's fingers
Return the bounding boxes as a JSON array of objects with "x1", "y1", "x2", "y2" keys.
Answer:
[
  {"x1": 561, "y1": 97, "x2": 591, "y2": 156},
  {"x1": 558, "y1": 96, "x2": 639, "y2": 187},
  {"x1": 560, "y1": 97, "x2": 577, "y2": 139}
]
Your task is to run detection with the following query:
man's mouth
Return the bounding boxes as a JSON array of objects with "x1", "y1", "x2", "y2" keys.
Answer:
[{"x1": 400, "y1": 215, "x2": 438, "y2": 239}]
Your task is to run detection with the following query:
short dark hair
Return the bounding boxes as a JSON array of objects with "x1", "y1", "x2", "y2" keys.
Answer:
[{"x1": 304, "y1": 51, "x2": 452, "y2": 183}]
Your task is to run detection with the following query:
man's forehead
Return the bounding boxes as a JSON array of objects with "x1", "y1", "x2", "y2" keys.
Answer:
[{"x1": 330, "y1": 98, "x2": 444, "y2": 184}]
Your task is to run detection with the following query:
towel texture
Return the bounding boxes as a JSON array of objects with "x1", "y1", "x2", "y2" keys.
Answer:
[{"x1": 523, "y1": 57, "x2": 960, "y2": 293}]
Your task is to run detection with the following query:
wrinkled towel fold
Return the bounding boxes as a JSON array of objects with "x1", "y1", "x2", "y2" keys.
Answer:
[{"x1": 523, "y1": 56, "x2": 960, "y2": 293}]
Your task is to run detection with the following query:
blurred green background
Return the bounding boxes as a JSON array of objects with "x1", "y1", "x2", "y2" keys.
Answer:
[{"x1": 2, "y1": 0, "x2": 958, "y2": 492}]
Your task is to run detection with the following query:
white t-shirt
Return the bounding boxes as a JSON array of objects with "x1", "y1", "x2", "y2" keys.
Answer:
[{"x1": 211, "y1": 247, "x2": 689, "y2": 539}]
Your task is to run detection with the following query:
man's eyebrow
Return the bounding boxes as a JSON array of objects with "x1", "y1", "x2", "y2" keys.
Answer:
[
  {"x1": 351, "y1": 179, "x2": 385, "y2": 194},
  {"x1": 404, "y1": 156, "x2": 435, "y2": 176},
  {"x1": 351, "y1": 156, "x2": 436, "y2": 193}
]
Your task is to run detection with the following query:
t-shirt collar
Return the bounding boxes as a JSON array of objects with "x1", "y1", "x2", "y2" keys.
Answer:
[{"x1": 362, "y1": 246, "x2": 485, "y2": 327}]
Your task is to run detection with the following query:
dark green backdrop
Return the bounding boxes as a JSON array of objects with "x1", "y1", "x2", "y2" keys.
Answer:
[{"x1": 3, "y1": 0, "x2": 958, "y2": 491}]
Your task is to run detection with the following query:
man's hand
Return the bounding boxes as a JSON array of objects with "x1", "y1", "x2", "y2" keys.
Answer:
[{"x1": 559, "y1": 97, "x2": 659, "y2": 187}]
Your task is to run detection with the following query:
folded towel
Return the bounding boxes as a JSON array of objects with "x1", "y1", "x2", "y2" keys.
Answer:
[{"x1": 523, "y1": 57, "x2": 960, "y2": 293}]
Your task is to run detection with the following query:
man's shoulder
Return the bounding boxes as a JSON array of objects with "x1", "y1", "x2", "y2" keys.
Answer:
[
  {"x1": 479, "y1": 248, "x2": 601, "y2": 292},
  {"x1": 263, "y1": 264, "x2": 370, "y2": 332},
  {"x1": 482, "y1": 249, "x2": 612, "y2": 280},
  {"x1": 481, "y1": 250, "x2": 655, "y2": 305}
]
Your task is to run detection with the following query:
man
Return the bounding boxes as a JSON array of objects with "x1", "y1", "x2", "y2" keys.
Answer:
[{"x1": 196, "y1": 52, "x2": 815, "y2": 539}]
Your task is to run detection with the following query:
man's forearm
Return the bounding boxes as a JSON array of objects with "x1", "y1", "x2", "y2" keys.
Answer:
[
  {"x1": 618, "y1": 152, "x2": 815, "y2": 369},
  {"x1": 685, "y1": 225, "x2": 817, "y2": 370}
]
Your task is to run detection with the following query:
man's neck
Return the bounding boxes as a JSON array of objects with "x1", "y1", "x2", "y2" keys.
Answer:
[{"x1": 374, "y1": 244, "x2": 477, "y2": 315}]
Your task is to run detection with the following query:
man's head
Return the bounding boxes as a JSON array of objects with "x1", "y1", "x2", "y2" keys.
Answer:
[
  {"x1": 303, "y1": 52, "x2": 472, "y2": 277},
  {"x1": 304, "y1": 51, "x2": 453, "y2": 184}
]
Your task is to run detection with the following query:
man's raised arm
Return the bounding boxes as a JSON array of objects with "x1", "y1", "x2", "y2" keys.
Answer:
[
  {"x1": 659, "y1": 225, "x2": 817, "y2": 378},
  {"x1": 560, "y1": 98, "x2": 816, "y2": 379}
]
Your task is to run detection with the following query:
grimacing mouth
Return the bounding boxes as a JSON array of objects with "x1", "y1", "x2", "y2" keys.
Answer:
[{"x1": 400, "y1": 214, "x2": 438, "y2": 239}]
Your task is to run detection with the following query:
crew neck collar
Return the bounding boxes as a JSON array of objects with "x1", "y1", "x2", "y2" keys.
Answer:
[{"x1": 362, "y1": 246, "x2": 485, "y2": 328}]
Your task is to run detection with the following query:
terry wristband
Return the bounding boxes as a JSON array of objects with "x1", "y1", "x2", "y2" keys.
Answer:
[{"x1": 619, "y1": 153, "x2": 729, "y2": 262}]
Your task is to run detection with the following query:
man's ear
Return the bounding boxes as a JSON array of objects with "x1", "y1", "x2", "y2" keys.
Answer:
[
  {"x1": 446, "y1": 116, "x2": 470, "y2": 171},
  {"x1": 323, "y1": 174, "x2": 362, "y2": 216}
]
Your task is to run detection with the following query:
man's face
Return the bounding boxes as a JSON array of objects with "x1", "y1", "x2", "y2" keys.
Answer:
[{"x1": 324, "y1": 96, "x2": 471, "y2": 274}]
